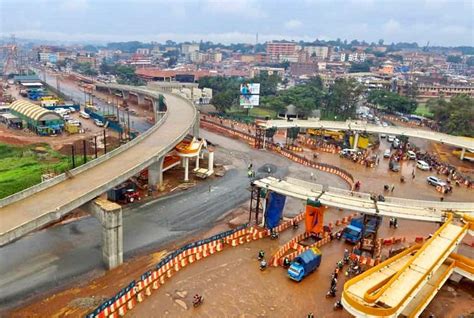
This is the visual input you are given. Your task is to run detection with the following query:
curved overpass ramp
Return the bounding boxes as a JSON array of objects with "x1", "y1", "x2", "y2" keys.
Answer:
[
  {"x1": 0, "y1": 86, "x2": 197, "y2": 246},
  {"x1": 261, "y1": 119, "x2": 474, "y2": 150},
  {"x1": 342, "y1": 214, "x2": 473, "y2": 318}
]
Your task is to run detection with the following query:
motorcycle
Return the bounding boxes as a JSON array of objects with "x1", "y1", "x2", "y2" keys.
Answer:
[
  {"x1": 333, "y1": 300, "x2": 343, "y2": 310},
  {"x1": 326, "y1": 286, "x2": 337, "y2": 298},
  {"x1": 270, "y1": 230, "x2": 279, "y2": 240},
  {"x1": 260, "y1": 259, "x2": 267, "y2": 271},
  {"x1": 193, "y1": 295, "x2": 204, "y2": 307}
]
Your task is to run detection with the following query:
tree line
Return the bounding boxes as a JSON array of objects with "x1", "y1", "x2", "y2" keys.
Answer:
[
  {"x1": 199, "y1": 74, "x2": 363, "y2": 121},
  {"x1": 428, "y1": 95, "x2": 474, "y2": 137}
]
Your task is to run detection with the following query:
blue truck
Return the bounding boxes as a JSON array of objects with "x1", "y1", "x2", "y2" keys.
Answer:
[
  {"x1": 342, "y1": 216, "x2": 380, "y2": 244},
  {"x1": 288, "y1": 247, "x2": 322, "y2": 282}
]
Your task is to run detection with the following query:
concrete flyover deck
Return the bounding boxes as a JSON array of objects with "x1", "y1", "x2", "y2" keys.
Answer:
[
  {"x1": 253, "y1": 177, "x2": 474, "y2": 222},
  {"x1": 261, "y1": 119, "x2": 474, "y2": 150},
  {"x1": 342, "y1": 214, "x2": 473, "y2": 317},
  {"x1": 0, "y1": 86, "x2": 197, "y2": 246}
]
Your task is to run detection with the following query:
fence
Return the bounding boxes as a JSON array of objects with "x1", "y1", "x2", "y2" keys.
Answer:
[{"x1": 87, "y1": 223, "x2": 274, "y2": 318}]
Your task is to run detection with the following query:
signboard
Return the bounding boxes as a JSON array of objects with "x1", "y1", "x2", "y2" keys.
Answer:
[
  {"x1": 239, "y1": 95, "x2": 260, "y2": 108},
  {"x1": 240, "y1": 83, "x2": 260, "y2": 108}
]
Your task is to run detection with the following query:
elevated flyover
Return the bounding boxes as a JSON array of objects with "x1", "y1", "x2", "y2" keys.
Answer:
[
  {"x1": 342, "y1": 213, "x2": 473, "y2": 317},
  {"x1": 253, "y1": 177, "x2": 473, "y2": 222},
  {"x1": 0, "y1": 86, "x2": 197, "y2": 253},
  {"x1": 260, "y1": 119, "x2": 474, "y2": 153}
]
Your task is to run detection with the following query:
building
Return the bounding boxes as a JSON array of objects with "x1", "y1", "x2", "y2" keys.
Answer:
[
  {"x1": 348, "y1": 51, "x2": 367, "y2": 62},
  {"x1": 209, "y1": 51, "x2": 223, "y2": 63},
  {"x1": 304, "y1": 46, "x2": 329, "y2": 60},
  {"x1": 400, "y1": 83, "x2": 474, "y2": 101},
  {"x1": 250, "y1": 66, "x2": 285, "y2": 78},
  {"x1": 266, "y1": 41, "x2": 298, "y2": 63},
  {"x1": 136, "y1": 68, "x2": 215, "y2": 82},
  {"x1": 290, "y1": 62, "x2": 318, "y2": 78},
  {"x1": 9, "y1": 100, "x2": 64, "y2": 135},
  {"x1": 190, "y1": 51, "x2": 209, "y2": 64},
  {"x1": 181, "y1": 43, "x2": 200, "y2": 58},
  {"x1": 136, "y1": 48, "x2": 150, "y2": 55}
]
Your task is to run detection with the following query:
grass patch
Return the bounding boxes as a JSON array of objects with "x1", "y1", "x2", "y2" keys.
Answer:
[
  {"x1": 414, "y1": 103, "x2": 433, "y2": 117},
  {"x1": 0, "y1": 143, "x2": 74, "y2": 199},
  {"x1": 227, "y1": 107, "x2": 277, "y2": 118}
]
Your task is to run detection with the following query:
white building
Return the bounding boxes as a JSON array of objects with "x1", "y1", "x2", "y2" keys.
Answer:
[
  {"x1": 181, "y1": 43, "x2": 200, "y2": 58},
  {"x1": 304, "y1": 46, "x2": 329, "y2": 60}
]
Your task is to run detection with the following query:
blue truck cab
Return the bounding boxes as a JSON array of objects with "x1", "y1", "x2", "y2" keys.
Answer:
[
  {"x1": 288, "y1": 247, "x2": 322, "y2": 282},
  {"x1": 342, "y1": 224, "x2": 362, "y2": 243}
]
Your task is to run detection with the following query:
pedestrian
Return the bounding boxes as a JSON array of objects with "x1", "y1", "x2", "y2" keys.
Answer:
[
  {"x1": 377, "y1": 157, "x2": 380, "y2": 165},
  {"x1": 440, "y1": 196, "x2": 444, "y2": 202},
  {"x1": 412, "y1": 169, "x2": 415, "y2": 179},
  {"x1": 391, "y1": 184, "x2": 395, "y2": 192},
  {"x1": 310, "y1": 172, "x2": 314, "y2": 181}
]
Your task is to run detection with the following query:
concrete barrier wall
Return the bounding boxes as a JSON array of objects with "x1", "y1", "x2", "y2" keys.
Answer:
[{"x1": 0, "y1": 88, "x2": 199, "y2": 245}]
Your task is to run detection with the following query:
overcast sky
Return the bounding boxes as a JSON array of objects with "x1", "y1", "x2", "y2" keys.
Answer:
[{"x1": 1, "y1": 0, "x2": 473, "y2": 46}]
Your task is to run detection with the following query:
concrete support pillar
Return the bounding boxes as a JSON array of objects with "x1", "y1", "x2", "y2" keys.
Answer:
[
  {"x1": 460, "y1": 147, "x2": 466, "y2": 160},
  {"x1": 148, "y1": 157, "x2": 164, "y2": 191},
  {"x1": 184, "y1": 157, "x2": 189, "y2": 182},
  {"x1": 151, "y1": 99, "x2": 158, "y2": 122},
  {"x1": 208, "y1": 151, "x2": 214, "y2": 174},
  {"x1": 353, "y1": 133, "x2": 360, "y2": 150},
  {"x1": 121, "y1": 90, "x2": 129, "y2": 101},
  {"x1": 137, "y1": 93, "x2": 145, "y2": 105},
  {"x1": 192, "y1": 115, "x2": 200, "y2": 137},
  {"x1": 86, "y1": 199, "x2": 123, "y2": 270},
  {"x1": 195, "y1": 154, "x2": 200, "y2": 170}
]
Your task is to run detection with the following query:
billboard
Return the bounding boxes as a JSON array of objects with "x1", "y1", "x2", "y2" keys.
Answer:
[
  {"x1": 240, "y1": 83, "x2": 260, "y2": 108},
  {"x1": 239, "y1": 94, "x2": 260, "y2": 108}
]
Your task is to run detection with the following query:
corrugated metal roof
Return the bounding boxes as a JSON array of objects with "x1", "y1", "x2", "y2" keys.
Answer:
[{"x1": 9, "y1": 100, "x2": 61, "y2": 121}]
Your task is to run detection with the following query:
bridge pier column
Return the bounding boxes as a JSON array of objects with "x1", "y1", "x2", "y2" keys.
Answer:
[
  {"x1": 460, "y1": 147, "x2": 466, "y2": 160},
  {"x1": 184, "y1": 157, "x2": 190, "y2": 182},
  {"x1": 353, "y1": 133, "x2": 359, "y2": 150},
  {"x1": 208, "y1": 151, "x2": 214, "y2": 174},
  {"x1": 87, "y1": 199, "x2": 123, "y2": 270},
  {"x1": 137, "y1": 93, "x2": 145, "y2": 105},
  {"x1": 121, "y1": 90, "x2": 129, "y2": 101},
  {"x1": 148, "y1": 157, "x2": 164, "y2": 191},
  {"x1": 192, "y1": 115, "x2": 200, "y2": 137}
]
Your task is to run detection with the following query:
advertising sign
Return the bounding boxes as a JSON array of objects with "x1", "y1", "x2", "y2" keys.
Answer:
[{"x1": 240, "y1": 83, "x2": 260, "y2": 107}]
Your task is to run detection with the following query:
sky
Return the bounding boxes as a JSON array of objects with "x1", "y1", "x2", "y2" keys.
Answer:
[{"x1": 0, "y1": 0, "x2": 473, "y2": 46}]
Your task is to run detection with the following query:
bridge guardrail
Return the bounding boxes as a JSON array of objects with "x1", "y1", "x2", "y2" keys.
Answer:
[{"x1": 0, "y1": 88, "x2": 168, "y2": 209}]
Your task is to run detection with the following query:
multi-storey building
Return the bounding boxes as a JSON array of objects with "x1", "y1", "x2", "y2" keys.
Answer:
[{"x1": 266, "y1": 41, "x2": 298, "y2": 63}]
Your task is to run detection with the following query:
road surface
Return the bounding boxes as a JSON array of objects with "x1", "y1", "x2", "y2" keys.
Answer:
[
  {"x1": 34, "y1": 68, "x2": 152, "y2": 132},
  {"x1": 0, "y1": 129, "x2": 346, "y2": 310}
]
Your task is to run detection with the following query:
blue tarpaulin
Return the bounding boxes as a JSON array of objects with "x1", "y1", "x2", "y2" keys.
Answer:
[{"x1": 265, "y1": 192, "x2": 286, "y2": 229}]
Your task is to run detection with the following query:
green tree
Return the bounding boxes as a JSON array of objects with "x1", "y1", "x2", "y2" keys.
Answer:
[
  {"x1": 211, "y1": 91, "x2": 237, "y2": 112},
  {"x1": 446, "y1": 55, "x2": 462, "y2": 63},
  {"x1": 349, "y1": 62, "x2": 371, "y2": 73},
  {"x1": 325, "y1": 78, "x2": 362, "y2": 119},
  {"x1": 367, "y1": 90, "x2": 417, "y2": 114},
  {"x1": 428, "y1": 95, "x2": 474, "y2": 136}
]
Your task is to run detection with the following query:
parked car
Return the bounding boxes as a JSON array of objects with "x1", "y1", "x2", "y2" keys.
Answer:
[
  {"x1": 387, "y1": 135, "x2": 395, "y2": 142},
  {"x1": 427, "y1": 176, "x2": 446, "y2": 187},
  {"x1": 94, "y1": 119, "x2": 104, "y2": 127},
  {"x1": 382, "y1": 122, "x2": 389, "y2": 127},
  {"x1": 383, "y1": 149, "x2": 391, "y2": 158},
  {"x1": 67, "y1": 119, "x2": 81, "y2": 127},
  {"x1": 389, "y1": 159, "x2": 400, "y2": 172},
  {"x1": 407, "y1": 150, "x2": 416, "y2": 160},
  {"x1": 340, "y1": 148, "x2": 358, "y2": 157},
  {"x1": 416, "y1": 160, "x2": 430, "y2": 171},
  {"x1": 68, "y1": 107, "x2": 76, "y2": 113},
  {"x1": 62, "y1": 114, "x2": 70, "y2": 120},
  {"x1": 380, "y1": 134, "x2": 387, "y2": 138},
  {"x1": 79, "y1": 110, "x2": 90, "y2": 119}
]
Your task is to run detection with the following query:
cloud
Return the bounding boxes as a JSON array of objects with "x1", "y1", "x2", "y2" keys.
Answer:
[
  {"x1": 383, "y1": 19, "x2": 401, "y2": 33},
  {"x1": 59, "y1": 0, "x2": 89, "y2": 11},
  {"x1": 202, "y1": 0, "x2": 267, "y2": 18},
  {"x1": 284, "y1": 19, "x2": 303, "y2": 30}
]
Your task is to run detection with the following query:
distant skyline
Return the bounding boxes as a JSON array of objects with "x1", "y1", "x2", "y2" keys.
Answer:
[{"x1": 1, "y1": 0, "x2": 473, "y2": 46}]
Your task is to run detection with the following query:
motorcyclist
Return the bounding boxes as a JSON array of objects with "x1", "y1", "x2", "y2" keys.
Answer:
[
  {"x1": 193, "y1": 294, "x2": 203, "y2": 307},
  {"x1": 260, "y1": 259, "x2": 267, "y2": 270},
  {"x1": 343, "y1": 249, "x2": 350, "y2": 263},
  {"x1": 283, "y1": 258, "x2": 291, "y2": 268},
  {"x1": 258, "y1": 250, "x2": 265, "y2": 260}
]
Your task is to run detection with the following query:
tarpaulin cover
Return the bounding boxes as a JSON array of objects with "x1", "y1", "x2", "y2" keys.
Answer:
[
  {"x1": 266, "y1": 192, "x2": 286, "y2": 228},
  {"x1": 305, "y1": 202, "x2": 325, "y2": 234}
]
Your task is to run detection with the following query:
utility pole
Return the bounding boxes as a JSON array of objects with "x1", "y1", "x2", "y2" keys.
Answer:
[
  {"x1": 103, "y1": 130, "x2": 107, "y2": 154},
  {"x1": 83, "y1": 139, "x2": 87, "y2": 163},
  {"x1": 94, "y1": 135, "x2": 98, "y2": 158},
  {"x1": 71, "y1": 144, "x2": 76, "y2": 168}
]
